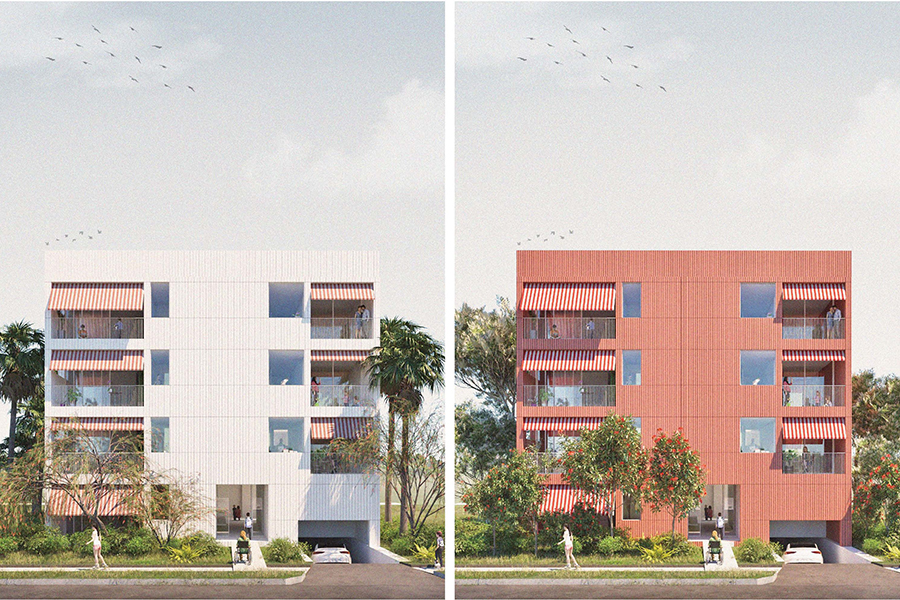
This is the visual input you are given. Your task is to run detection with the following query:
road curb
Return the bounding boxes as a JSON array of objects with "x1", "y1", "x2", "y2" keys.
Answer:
[
  {"x1": 0, "y1": 574, "x2": 307, "y2": 586},
  {"x1": 457, "y1": 571, "x2": 779, "y2": 586}
]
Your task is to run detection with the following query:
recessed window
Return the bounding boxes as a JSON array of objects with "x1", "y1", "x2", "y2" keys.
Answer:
[
  {"x1": 269, "y1": 418, "x2": 303, "y2": 452},
  {"x1": 740, "y1": 351, "x2": 775, "y2": 385},
  {"x1": 269, "y1": 283, "x2": 304, "y2": 318},
  {"x1": 623, "y1": 283, "x2": 641, "y2": 318},
  {"x1": 623, "y1": 351, "x2": 641, "y2": 385},
  {"x1": 631, "y1": 417, "x2": 642, "y2": 434},
  {"x1": 269, "y1": 351, "x2": 304, "y2": 385},
  {"x1": 151, "y1": 350, "x2": 170, "y2": 385},
  {"x1": 151, "y1": 418, "x2": 170, "y2": 453},
  {"x1": 740, "y1": 283, "x2": 775, "y2": 318},
  {"x1": 622, "y1": 493, "x2": 642, "y2": 520},
  {"x1": 740, "y1": 418, "x2": 776, "y2": 453},
  {"x1": 151, "y1": 283, "x2": 170, "y2": 318}
]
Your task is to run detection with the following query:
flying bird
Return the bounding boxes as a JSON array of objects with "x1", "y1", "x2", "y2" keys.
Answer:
[
  {"x1": 564, "y1": 25, "x2": 572, "y2": 33},
  {"x1": 635, "y1": 83, "x2": 643, "y2": 88},
  {"x1": 577, "y1": 51, "x2": 587, "y2": 57},
  {"x1": 130, "y1": 26, "x2": 136, "y2": 32},
  {"x1": 151, "y1": 44, "x2": 162, "y2": 49},
  {"x1": 631, "y1": 64, "x2": 639, "y2": 69},
  {"x1": 45, "y1": 242, "x2": 49, "y2": 246},
  {"x1": 525, "y1": 37, "x2": 535, "y2": 40},
  {"x1": 517, "y1": 57, "x2": 527, "y2": 61},
  {"x1": 45, "y1": 57, "x2": 56, "y2": 61},
  {"x1": 601, "y1": 76, "x2": 610, "y2": 83},
  {"x1": 88, "y1": 236, "x2": 93, "y2": 239},
  {"x1": 75, "y1": 43, "x2": 83, "y2": 48},
  {"x1": 97, "y1": 230, "x2": 101, "y2": 234},
  {"x1": 187, "y1": 85, "x2": 195, "y2": 92},
  {"x1": 572, "y1": 39, "x2": 579, "y2": 44},
  {"x1": 547, "y1": 43, "x2": 554, "y2": 47},
  {"x1": 659, "y1": 85, "x2": 667, "y2": 92},
  {"x1": 624, "y1": 45, "x2": 634, "y2": 49},
  {"x1": 56, "y1": 238, "x2": 60, "y2": 242},
  {"x1": 64, "y1": 234, "x2": 68, "y2": 237},
  {"x1": 82, "y1": 61, "x2": 91, "y2": 65},
  {"x1": 164, "y1": 83, "x2": 172, "y2": 88},
  {"x1": 100, "y1": 39, "x2": 108, "y2": 45},
  {"x1": 53, "y1": 36, "x2": 63, "y2": 41},
  {"x1": 79, "y1": 231, "x2": 83, "y2": 235},
  {"x1": 92, "y1": 25, "x2": 101, "y2": 33},
  {"x1": 135, "y1": 56, "x2": 141, "y2": 63},
  {"x1": 106, "y1": 51, "x2": 115, "y2": 57},
  {"x1": 129, "y1": 76, "x2": 139, "y2": 82},
  {"x1": 554, "y1": 61, "x2": 562, "y2": 65},
  {"x1": 517, "y1": 242, "x2": 522, "y2": 246},
  {"x1": 569, "y1": 230, "x2": 573, "y2": 233},
  {"x1": 159, "y1": 64, "x2": 167, "y2": 68},
  {"x1": 606, "y1": 56, "x2": 613, "y2": 64},
  {"x1": 601, "y1": 26, "x2": 609, "y2": 33}
]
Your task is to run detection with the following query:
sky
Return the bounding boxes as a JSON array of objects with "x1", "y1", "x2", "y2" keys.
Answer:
[
  {"x1": 0, "y1": 2, "x2": 445, "y2": 440},
  {"x1": 456, "y1": 2, "x2": 900, "y2": 397}
]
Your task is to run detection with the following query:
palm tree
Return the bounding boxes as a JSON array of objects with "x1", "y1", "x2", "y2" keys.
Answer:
[
  {"x1": 0, "y1": 322, "x2": 44, "y2": 462},
  {"x1": 363, "y1": 317, "x2": 443, "y2": 534}
]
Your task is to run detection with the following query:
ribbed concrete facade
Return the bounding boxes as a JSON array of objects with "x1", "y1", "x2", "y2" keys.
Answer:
[{"x1": 517, "y1": 250, "x2": 852, "y2": 544}]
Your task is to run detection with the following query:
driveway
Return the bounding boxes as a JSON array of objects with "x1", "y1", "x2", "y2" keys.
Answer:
[{"x1": 457, "y1": 563, "x2": 900, "y2": 599}]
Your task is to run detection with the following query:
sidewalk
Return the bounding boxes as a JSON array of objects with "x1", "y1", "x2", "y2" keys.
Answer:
[{"x1": 702, "y1": 539, "x2": 740, "y2": 570}]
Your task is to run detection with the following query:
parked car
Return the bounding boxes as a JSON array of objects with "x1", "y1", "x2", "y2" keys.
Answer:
[
  {"x1": 312, "y1": 545, "x2": 352, "y2": 564},
  {"x1": 783, "y1": 542, "x2": 824, "y2": 564}
]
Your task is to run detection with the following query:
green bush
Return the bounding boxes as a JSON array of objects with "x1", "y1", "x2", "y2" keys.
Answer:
[
  {"x1": 639, "y1": 542, "x2": 674, "y2": 563},
  {"x1": 595, "y1": 535, "x2": 625, "y2": 556},
  {"x1": 262, "y1": 538, "x2": 304, "y2": 563},
  {"x1": 863, "y1": 538, "x2": 884, "y2": 556},
  {"x1": 124, "y1": 535, "x2": 154, "y2": 557},
  {"x1": 180, "y1": 531, "x2": 223, "y2": 558},
  {"x1": 413, "y1": 523, "x2": 442, "y2": 548},
  {"x1": 733, "y1": 537, "x2": 775, "y2": 563},
  {"x1": 24, "y1": 529, "x2": 70, "y2": 555},
  {"x1": 0, "y1": 537, "x2": 18, "y2": 556},
  {"x1": 68, "y1": 530, "x2": 93, "y2": 557},
  {"x1": 99, "y1": 528, "x2": 128, "y2": 555},
  {"x1": 651, "y1": 533, "x2": 694, "y2": 557},
  {"x1": 168, "y1": 543, "x2": 202, "y2": 564},
  {"x1": 455, "y1": 518, "x2": 490, "y2": 557},
  {"x1": 381, "y1": 521, "x2": 400, "y2": 545},
  {"x1": 390, "y1": 536, "x2": 414, "y2": 556}
]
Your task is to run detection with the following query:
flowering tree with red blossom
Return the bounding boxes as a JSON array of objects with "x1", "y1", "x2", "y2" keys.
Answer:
[
  {"x1": 561, "y1": 413, "x2": 647, "y2": 536},
  {"x1": 854, "y1": 452, "x2": 900, "y2": 536},
  {"x1": 461, "y1": 449, "x2": 545, "y2": 555},
  {"x1": 643, "y1": 428, "x2": 706, "y2": 542}
]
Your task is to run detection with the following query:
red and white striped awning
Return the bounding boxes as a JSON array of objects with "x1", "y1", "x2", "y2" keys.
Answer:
[
  {"x1": 523, "y1": 417, "x2": 604, "y2": 432},
  {"x1": 310, "y1": 350, "x2": 370, "y2": 362},
  {"x1": 48, "y1": 283, "x2": 144, "y2": 311},
  {"x1": 310, "y1": 417, "x2": 372, "y2": 441},
  {"x1": 522, "y1": 350, "x2": 615, "y2": 372},
  {"x1": 51, "y1": 417, "x2": 144, "y2": 432},
  {"x1": 782, "y1": 417, "x2": 846, "y2": 440},
  {"x1": 310, "y1": 284, "x2": 375, "y2": 301},
  {"x1": 49, "y1": 350, "x2": 143, "y2": 371},
  {"x1": 782, "y1": 350, "x2": 845, "y2": 362},
  {"x1": 783, "y1": 283, "x2": 846, "y2": 301},
  {"x1": 46, "y1": 488, "x2": 134, "y2": 517},
  {"x1": 520, "y1": 283, "x2": 616, "y2": 311},
  {"x1": 540, "y1": 485, "x2": 607, "y2": 514}
]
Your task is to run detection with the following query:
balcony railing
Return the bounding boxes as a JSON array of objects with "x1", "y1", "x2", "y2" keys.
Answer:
[
  {"x1": 52, "y1": 317, "x2": 144, "y2": 340},
  {"x1": 310, "y1": 318, "x2": 373, "y2": 340},
  {"x1": 782, "y1": 451, "x2": 845, "y2": 474},
  {"x1": 782, "y1": 384, "x2": 844, "y2": 407},
  {"x1": 782, "y1": 318, "x2": 845, "y2": 340},
  {"x1": 529, "y1": 452, "x2": 565, "y2": 474},
  {"x1": 523, "y1": 385, "x2": 615, "y2": 407},
  {"x1": 524, "y1": 317, "x2": 615, "y2": 340},
  {"x1": 51, "y1": 385, "x2": 144, "y2": 407},
  {"x1": 310, "y1": 453, "x2": 370, "y2": 474},
  {"x1": 57, "y1": 452, "x2": 144, "y2": 472},
  {"x1": 311, "y1": 385, "x2": 377, "y2": 407}
]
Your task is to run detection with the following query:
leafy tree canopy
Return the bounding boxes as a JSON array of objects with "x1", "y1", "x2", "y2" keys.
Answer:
[
  {"x1": 455, "y1": 299, "x2": 516, "y2": 418},
  {"x1": 643, "y1": 428, "x2": 706, "y2": 539},
  {"x1": 455, "y1": 401, "x2": 515, "y2": 486}
]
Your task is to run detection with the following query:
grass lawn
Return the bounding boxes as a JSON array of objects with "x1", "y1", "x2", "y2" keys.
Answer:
[
  {"x1": 0, "y1": 570, "x2": 305, "y2": 580},
  {"x1": 456, "y1": 569, "x2": 773, "y2": 580},
  {"x1": 0, "y1": 550, "x2": 231, "y2": 567},
  {"x1": 457, "y1": 548, "x2": 704, "y2": 568}
]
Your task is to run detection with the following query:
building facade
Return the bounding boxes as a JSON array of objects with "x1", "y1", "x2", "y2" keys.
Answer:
[
  {"x1": 516, "y1": 250, "x2": 851, "y2": 544},
  {"x1": 44, "y1": 251, "x2": 382, "y2": 550}
]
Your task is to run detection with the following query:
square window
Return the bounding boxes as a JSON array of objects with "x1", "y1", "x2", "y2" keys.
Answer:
[
  {"x1": 740, "y1": 350, "x2": 775, "y2": 385},
  {"x1": 269, "y1": 418, "x2": 303, "y2": 452},
  {"x1": 269, "y1": 283, "x2": 304, "y2": 318},
  {"x1": 151, "y1": 350, "x2": 170, "y2": 385},
  {"x1": 269, "y1": 350, "x2": 303, "y2": 385},
  {"x1": 151, "y1": 417, "x2": 170, "y2": 453},
  {"x1": 151, "y1": 283, "x2": 170, "y2": 318},
  {"x1": 740, "y1": 283, "x2": 775, "y2": 318},
  {"x1": 740, "y1": 418, "x2": 776, "y2": 453},
  {"x1": 623, "y1": 351, "x2": 641, "y2": 385},
  {"x1": 623, "y1": 283, "x2": 641, "y2": 318}
]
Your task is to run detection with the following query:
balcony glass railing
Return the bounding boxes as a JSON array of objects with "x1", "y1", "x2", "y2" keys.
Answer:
[
  {"x1": 524, "y1": 317, "x2": 615, "y2": 340},
  {"x1": 782, "y1": 384, "x2": 844, "y2": 407},
  {"x1": 58, "y1": 452, "x2": 144, "y2": 471},
  {"x1": 310, "y1": 453, "x2": 370, "y2": 474},
  {"x1": 52, "y1": 317, "x2": 144, "y2": 340},
  {"x1": 782, "y1": 318, "x2": 845, "y2": 340},
  {"x1": 311, "y1": 385, "x2": 377, "y2": 407},
  {"x1": 51, "y1": 385, "x2": 144, "y2": 407},
  {"x1": 782, "y1": 451, "x2": 845, "y2": 474},
  {"x1": 523, "y1": 385, "x2": 615, "y2": 407},
  {"x1": 310, "y1": 318, "x2": 373, "y2": 339}
]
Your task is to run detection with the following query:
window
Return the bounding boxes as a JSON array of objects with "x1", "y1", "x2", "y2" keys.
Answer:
[
  {"x1": 151, "y1": 418, "x2": 170, "y2": 452},
  {"x1": 151, "y1": 350, "x2": 170, "y2": 385},
  {"x1": 623, "y1": 351, "x2": 641, "y2": 385},
  {"x1": 269, "y1": 283, "x2": 304, "y2": 318},
  {"x1": 623, "y1": 283, "x2": 641, "y2": 318},
  {"x1": 740, "y1": 418, "x2": 776, "y2": 453},
  {"x1": 740, "y1": 351, "x2": 775, "y2": 385},
  {"x1": 269, "y1": 350, "x2": 303, "y2": 385},
  {"x1": 622, "y1": 493, "x2": 641, "y2": 520},
  {"x1": 740, "y1": 283, "x2": 775, "y2": 318},
  {"x1": 151, "y1": 283, "x2": 169, "y2": 318},
  {"x1": 269, "y1": 418, "x2": 303, "y2": 452},
  {"x1": 631, "y1": 417, "x2": 642, "y2": 434}
]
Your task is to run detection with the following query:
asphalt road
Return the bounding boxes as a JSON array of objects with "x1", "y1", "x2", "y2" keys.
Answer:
[
  {"x1": 456, "y1": 563, "x2": 900, "y2": 599},
  {"x1": 0, "y1": 564, "x2": 445, "y2": 599}
]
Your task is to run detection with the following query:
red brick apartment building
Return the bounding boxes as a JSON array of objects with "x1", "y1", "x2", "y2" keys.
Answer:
[{"x1": 516, "y1": 251, "x2": 851, "y2": 544}]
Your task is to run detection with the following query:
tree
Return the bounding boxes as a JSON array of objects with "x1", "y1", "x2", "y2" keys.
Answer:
[
  {"x1": 0, "y1": 389, "x2": 45, "y2": 460},
  {"x1": 561, "y1": 414, "x2": 647, "y2": 535},
  {"x1": 852, "y1": 436, "x2": 900, "y2": 539},
  {"x1": 854, "y1": 450, "x2": 900, "y2": 538},
  {"x1": 455, "y1": 401, "x2": 516, "y2": 486},
  {"x1": 363, "y1": 317, "x2": 443, "y2": 533},
  {"x1": 455, "y1": 299, "x2": 517, "y2": 418},
  {"x1": 126, "y1": 472, "x2": 214, "y2": 548},
  {"x1": 853, "y1": 370, "x2": 900, "y2": 441},
  {"x1": 0, "y1": 322, "x2": 44, "y2": 462},
  {"x1": 643, "y1": 428, "x2": 706, "y2": 541},
  {"x1": 461, "y1": 449, "x2": 545, "y2": 556}
]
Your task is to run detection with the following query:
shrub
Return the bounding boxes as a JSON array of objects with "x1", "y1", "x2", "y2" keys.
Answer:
[
  {"x1": 639, "y1": 542, "x2": 674, "y2": 563},
  {"x1": 68, "y1": 530, "x2": 93, "y2": 557},
  {"x1": 733, "y1": 537, "x2": 775, "y2": 563},
  {"x1": 595, "y1": 535, "x2": 625, "y2": 557},
  {"x1": 99, "y1": 528, "x2": 128, "y2": 555},
  {"x1": 381, "y1": 521, "x2": 400, "y2": 545},
  {"x1": 863, "y1": 538, "x2": 884, "y2": 556},
  {"x1": 262, "y1": 538, "x2": 303, "y2": 563},
  {"x1": 297, "y1": 541, "x2": 312, "y2": 559},
  {"x1": 651, "y1": 532, "x2": 694, "y2": 557},
  {"x1": 0, "y1": 537, "x2": 18, "y2": 556},
  {"x1": 455, "y1": 518, "x2": 490, "y2": 557},
  {"x1": 390, "y1": 536, "x2": 414, "y2": 556},
  {"x1": 124, "y1": 535, "x2": 154, "y2": 557},
  {"x1": 180, "y1": 531, "x2": 223, "y2": 558},
  {"x1": 168, "y1": 543, "x2": 202, "y2": 563},
  {"x1": 24, "y1": 529, "x2": 70, "y2": 555},
  {"x1": 884, "y1": 543, "x2": 900, "y2": 560},
  {"x1": 413, "y1": 543, "x2": 436, "y2": 563},
  {"x1": 413, "y1": 523, "x2": 442, "y2": 548}
]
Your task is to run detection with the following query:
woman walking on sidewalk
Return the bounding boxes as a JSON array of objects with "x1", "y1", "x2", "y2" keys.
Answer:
[
  {"x1": 88, "y1": 526, "x2": 109, "y2": 569},
  {"x1": 558, "y1": 526, "x2": 580, "y2": 569}
]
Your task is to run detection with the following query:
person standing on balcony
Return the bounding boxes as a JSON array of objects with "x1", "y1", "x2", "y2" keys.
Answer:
[
  {"x1": 548, "y1": 324, "x2": 560, "y2": 339},
  {"x1": 833, "y1": 306, "x2": 842, "y2": 338},
  {"x1": 244, "y1": 512, "x2": 254, "y2": 540},
  {"x1": 88, "y1": 526, "x2": 109, "y2": 569},
  {"x1": 78, "y1": 323, "x2": 88, "y2": 339},
  {"x1": 782, "y1": 377, "x2": 791, "y2": 406},
  {"x1": 355, "y1": 304, "x2": 370, "y2": 338},
  {"x1": 311, "y1": 377, "x2": 320, "y2": 405},
  {"x1": 586, "y1": 318, "x2": 595, "y2": 339},
  {"x1": 825, "y1": 306, "x2": 835, "y2": 339},
  {"x1": 114, "y1": 318, "x2": 124, "y2": 338}
]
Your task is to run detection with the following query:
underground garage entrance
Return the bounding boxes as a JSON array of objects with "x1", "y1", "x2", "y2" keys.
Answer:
[
  {"x1": 299, "y1": 520, "x2": 391, "y2": 564},
  {"x1": 770, "y1": 520, "x2": 863, "y2": 564}
]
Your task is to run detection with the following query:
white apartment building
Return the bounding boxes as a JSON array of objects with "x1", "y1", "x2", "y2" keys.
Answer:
[{"x1": 44, "y1": 251, "x2": 383, "y2": 554}]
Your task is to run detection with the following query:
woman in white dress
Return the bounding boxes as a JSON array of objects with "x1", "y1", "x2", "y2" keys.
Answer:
[{"x1": 557, "y1": 526, "x2": 580, "y2": 569}]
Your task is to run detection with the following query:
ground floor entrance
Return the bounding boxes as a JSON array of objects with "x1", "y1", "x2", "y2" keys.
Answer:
[
  {"x1": 215, "y1": 484, "x2": 267, "y2": 541},
  {"x1": 688, "y1": 484, "x2": 739, "y2": 541}
]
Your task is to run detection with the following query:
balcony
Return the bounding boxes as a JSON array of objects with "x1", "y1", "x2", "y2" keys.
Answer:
[
  {"x1": 524, "y1": 317, "x2": 615, "y2": 340},
  {"x1": 311, "y1": 318, "x2": 373, "y2": 340},
  {"x1": 57, "y1": 452, "x2": 144, "y2": 471},
  {"x1": 523, "y1": 385, "x2": 615, "y2": 408},
  {"x1": 782, "y1": 384, "x2": 844, "y2": 407},
  {"x1": 51, "y1": 385, "x2": 144, "y2": 407},
  {"x1": 311, "y1": 385, "x2": 377, "y2": 408},
  {"x1": 782, "y1": 451, "x2": 845, "y2": 474},
  {"x1": 310, "y1": 452, "x2": 370, "y2": 474},
  {"x1": 52, "y1": 316, "x2": 144, "y2": 340},
  {"x1": 783, "y1": 318, "x2": 845, "y2": 340}
]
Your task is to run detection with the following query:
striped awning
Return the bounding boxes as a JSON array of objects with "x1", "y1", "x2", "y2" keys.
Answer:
[
  {"x1": 520, "y1": 283, "x2": 616, "y2": 311},
  {"x1": 51, "y1": 417, "x2": 144, "y2": 432},
  {"x1": 48, "y1": 283, "x2": 144, "y2": 311},
  {"x1": 49, "y1": 350, "x2": 143, "y2": 371},
  {"x1": 783, "y1": 417, "x2": 846, "y2": 440},
  {"x1": 523, "y1": 417, "x2": 604, "y2": 432},
  {"x1": 310, "y1": 350, "x2": 370, "y2": 362},
  {"x1": 522, "y1": 350, "x2": 615, "y2": 371},
  {"x1": 783, "y1": 283, "x2": 846, "y2": 301},
  {"x1": 310, "y1": 417, "x2": 372, "y2": 441},
  {"x1": 782, "y1": 350, "x2": 845, "y2": 362},
  {"x1": 541, "y1": 485, "x2": 607, "y2": 514},
  {"x1": 46, "y1": 488, "x2": 134, "y2": 517},
  {"x1": 310, "y1": 284, "x2": 375, "y2": 301}
]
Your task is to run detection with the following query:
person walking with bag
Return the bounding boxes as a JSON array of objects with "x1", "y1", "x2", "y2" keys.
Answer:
[{"x1": 245, "y1": 512, "x2": 254, "y2": 540}]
